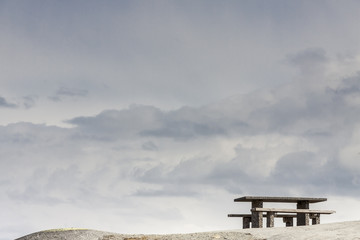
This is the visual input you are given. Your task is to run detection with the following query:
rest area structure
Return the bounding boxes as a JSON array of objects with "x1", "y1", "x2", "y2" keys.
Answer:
[{"x1": 228, "y1": 196, "x2": 335, "y2": 228}]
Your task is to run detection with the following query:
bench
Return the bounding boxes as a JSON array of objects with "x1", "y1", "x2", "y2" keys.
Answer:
[
  {"x1": 228, "y1": 196, "x2": 335, "y2": 228},
  {"x1": 228, "y1": 213, "x2": 297, "y2": 228},
  {"x1": 251, "y1": 208, "x2": 335, "y2": 227}
]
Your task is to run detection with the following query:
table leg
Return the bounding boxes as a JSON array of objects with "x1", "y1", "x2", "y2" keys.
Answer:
[
  {"x1": 297, "y1": 201, "x2": 310, "y2": 226},
  {"x1": 266, "y1": 212, "x2": 275, "y2": 228},
  {"x1": 243, "y1": 217, "x2": 251, "y2": 229},
  {"x1": 283, "y1": 217, "x2": 294, "y2": 227},
  {"x1": 310, "y1": 213, "x2": 320, "y2": 225},
  {"x1": 251, "y1": 200, "x2": 263, "y2": 228}
]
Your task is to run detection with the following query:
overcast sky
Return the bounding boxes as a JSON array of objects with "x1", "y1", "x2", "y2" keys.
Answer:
[{"x1": 2, "y1": 1, "x2": 360, "y2": 239}]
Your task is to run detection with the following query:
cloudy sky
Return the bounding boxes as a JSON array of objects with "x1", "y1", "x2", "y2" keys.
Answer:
[{"x1": 2, "y1": 0, "x2": 360, "y2": 239}]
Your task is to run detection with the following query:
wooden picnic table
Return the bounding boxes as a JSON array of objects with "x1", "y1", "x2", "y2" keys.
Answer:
[{"x1": 229, "y1": 196, "x2": 334, "y2": 228}]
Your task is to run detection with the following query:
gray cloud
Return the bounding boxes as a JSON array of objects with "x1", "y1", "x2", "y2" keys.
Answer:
[
  {"x1": 132, "y1": 148, "x2": 360, "y2": 198},
  {"x1": 270, "y1": 151, "x2": 328, "y2": 184},
  {"x1": 7, "y1": 0, "x2": 356, "y2": 112},
  {"x1": 0, "y1": 96, "x2": 17, "y2": 108},
  {"x1": 22, "y1": 95, "x2": 37, "y2": 109},
  {"x1": 60, "y1": 65, "x2": 360, "y2": 198},
  {"x1": 142, "y1": 141, "x2": 158, "y2": 151},
  {"x1": 268, "y1": 151, "x2": 360, "y2": 197},
  {"x1": 49, "y1": 87, "x2": 88, "y2": 102},
  {"x1": 286, "y1": 48, "x2": 328, "y2": 75},
  {"x1": 107, "y1": 69, "x2": 360, "y2": 197},
  {"x1": 135, "y1": 185, "x2": 200, "y2": 198},
  {"x1": 133, "y1": 156, "x2": 249, "y2": 197},
  {"x1": 334, "y1": 73, "x2": 360, "y2": 95},
  {"x1": 3, "y1": 1, "x2": 360, "y2": 237},
  {"x1": 141, "y1": 120, "x2": 226, "y2": 140},
  {"x1": 2, "y1": 68, "x2": 360, "y2": 237},
  {"x1": 287, "y1": 48, "x2": 328, "y2": 65},
  {"x1": 0, "y1": 95, "x2": 37, "y2": 110},
  {"x1": 67, "y1": 105, "x2": 227, "y2": 141},
  {"x1": 56, "y1": 87, "x2": 88, "y2": 97},
  {"x1": 7, "y1": 185, "x2": 65, "y2": 205},
  {"x1": 66, "y1": 105, "x2": 163, "y2": 141},
  {"x1": 65, "y1": 67, "x2": 360, "y2": 144}
]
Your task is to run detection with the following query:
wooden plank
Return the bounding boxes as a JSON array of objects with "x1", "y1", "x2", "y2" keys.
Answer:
[
  {"x1": 228, "y1": 214, "x2": 297, "y2": 218},
  {"x1": 252, "y1": 208, "x2": 335, "y2": 214},
  {"x1": 234, "y1": 196, "x2": 327, "y2": 203},
  {"x1": 228, "y1": 214, "x2": 251, "y2": 217}
]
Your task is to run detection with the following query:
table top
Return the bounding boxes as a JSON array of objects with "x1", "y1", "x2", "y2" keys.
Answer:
[{"x1": 234, "y1": 196, "x2": 327, "y2": 203}]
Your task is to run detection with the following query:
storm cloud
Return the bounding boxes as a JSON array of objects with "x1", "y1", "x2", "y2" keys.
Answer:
[
  {"x1": 3, "y1": 59, "x2": 360, "y2": 238},
  {"x1": 2, "y1": 68, "x2": 360, "y2": 207}
]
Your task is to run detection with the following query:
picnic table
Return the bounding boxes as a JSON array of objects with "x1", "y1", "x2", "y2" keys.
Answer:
[{"x1": 228, "y1": 196, "x2": 335, "y2": 228}]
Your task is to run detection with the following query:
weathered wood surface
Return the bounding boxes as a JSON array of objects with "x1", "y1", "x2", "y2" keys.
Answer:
[
  {"x1": 297, "y1": 200, "x2": 310, "y2": 226},
  {"x1": 252, "y1": 208, "x2": 335, "y2": 214},
  {"x1": 251, "y1": 200, "x2": 263, "y2": 228},
  {"x1": 228, "y1": 214, "x2": 297, "y2": 218},
  {"x1": 266, "y1": 212, "x2": 275, "y2": 228},
  {"x1": 229, "y1": 196, "x2": 334, "y2": 229},
  {"x1": 234, "y1": 196, "x2": 327, "y2": 203},
  {"x1": 242, "y1": 217, "x2": 251, "y2": 229},
  {"x1": 310, "y1": 213, "x2": 321, "y2": 225}
]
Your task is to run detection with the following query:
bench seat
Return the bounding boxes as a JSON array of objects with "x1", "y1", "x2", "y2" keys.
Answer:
[
  {"x1": 229, "y1": 208, "x2": 335, "y2": 228},
  {"x1": 228, "y1": 213, "x2": 296, "y2": 218},
  {"x1": 228, "y1": 213, "x2": 297, "y2": 228},
  {"x1": 251, "y1": 208, "x2": 335, "y2": 214},
  {"x1": 252, "y1": 207, "x2": 335, "y2": 227}
]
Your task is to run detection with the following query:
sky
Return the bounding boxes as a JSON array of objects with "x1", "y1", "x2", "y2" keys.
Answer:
[{"x1": 2, "y1": 0, "x2": 360, "y2": 239}]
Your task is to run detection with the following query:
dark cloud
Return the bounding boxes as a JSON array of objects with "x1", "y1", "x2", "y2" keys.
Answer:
[
  {"x1": 334, "y1": 73, "x2": 360, "y2": 95},
  {"x1": 141, "y1": 120, "x2": 225, "y2": 140},
  {"x1": 286, "y1": 48, "x2": 328, "y2": 75},
  {"x1": 100, "y1": 72, "x2": 356, "y2": 197},
  {"x1": 66, "y1": 105, "x2": 163, "y2": 140},
  {"x1": 269, "y1": 151, "x2": 360, "y2": 197},
  {"x1": 2, "y1": 67, "x2": 360, "y2": 237},
  {"x1": 67, "y1": 105, "x2": 227, "y2": 141},
  {"x1": 287, "y1": 48, "x2": 328, "y2": 65},
  {"x1": 0, "y1": 96, "x2": 17, "y2": 108},
  {"x1": 0, "y1": 95, "x2": 38, "y2": 109},
  {"x1": 132, "y1": 147, "x2": 360, "y2": 198},
  {"x1": 270, "y1": 151, "x2": 323, "y2": 183}
]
